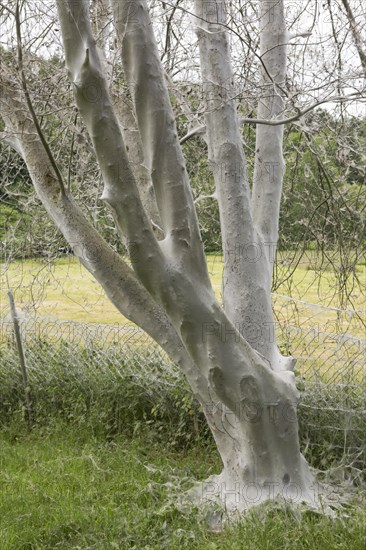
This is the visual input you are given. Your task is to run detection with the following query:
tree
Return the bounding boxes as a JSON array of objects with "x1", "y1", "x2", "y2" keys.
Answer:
[{"x1": 1, "y1": 0, "x2": 364, "y2": 513}]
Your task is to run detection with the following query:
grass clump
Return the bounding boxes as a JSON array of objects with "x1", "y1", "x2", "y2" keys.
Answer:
[{"x1": 0, "y1": 424, "x2": 365, "y2": 549}]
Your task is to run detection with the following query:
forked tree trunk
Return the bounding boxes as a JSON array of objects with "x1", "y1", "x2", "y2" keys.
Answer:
[
  {"x1": 188, "y1": 1, "x2": 317, "y2": 509},
  {"x1": 0, "y1": 0, "x2": 322, "y2": 513},
  {"x1": 112, "y1": 0, "x2": 315, "y2": 509},
  {"x1": 194, "y1": 0, "x2": 295, "y2": 373}
]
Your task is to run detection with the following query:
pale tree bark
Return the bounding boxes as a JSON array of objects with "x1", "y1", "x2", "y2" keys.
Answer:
[
  {"x1": 0, "y1": 71, "x2": 195, "y2": 383},
  {"x1": 0, "y1": 0, "x2": 321, "y2": 512},
  {"x1": 250, "y1": 0, "x2": 292, "y2": 370},
  {"x1": 91, "y1": 0, "x2": 162, "y2": 232},
  {"x1": 194, "y1": 0, "x2": 293, "y2": 371},
  {"x1": 180, "y1": 0, "x2": 315, "y2": 509},
  {"x1": 112, "y1": 93, "x2": 162, "y2": 235},
  {"x1": 109, "y1": 0, "x2": 209, "y2": 280}
]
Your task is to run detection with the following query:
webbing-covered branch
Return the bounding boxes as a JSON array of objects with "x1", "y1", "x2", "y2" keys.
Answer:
[
  {"x1": 56, "y1": 0, "x2": 164, "y2": 294},
  {"x1": 252, "y1": 0, "x2": 288, "y2": 244},
  {"x1": 110, "y1": 0, "x2": 209, "y2": 281},
  {"x1": 0, "y1": 74, "x2": 200, "y2": 384}
]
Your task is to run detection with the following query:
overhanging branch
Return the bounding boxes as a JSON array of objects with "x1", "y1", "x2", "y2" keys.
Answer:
[{"x1": 180, "y1": 93, "x2": 365, "y2": 144}]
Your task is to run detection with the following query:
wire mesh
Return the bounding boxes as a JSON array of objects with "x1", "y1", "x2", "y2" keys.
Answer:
[{"x1": 0, "y1": 295, "x2": 365, "y2": 480}]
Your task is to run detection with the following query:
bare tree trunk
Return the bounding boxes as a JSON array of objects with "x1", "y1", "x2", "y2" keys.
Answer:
[
  {"x1": 194, "y1": 0, "x2": 294, "y2": 370},
  {"x1": 0, "y1": 0, "x2": 321, "y2": 512}
]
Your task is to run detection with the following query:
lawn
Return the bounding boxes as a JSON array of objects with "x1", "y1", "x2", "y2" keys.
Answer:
[
  {"x1": 1, "y1": 253, "x2": 365, "y2": 327},
  {"x1": 0, "y1": 424, "x2": 365, "y2": 550}
]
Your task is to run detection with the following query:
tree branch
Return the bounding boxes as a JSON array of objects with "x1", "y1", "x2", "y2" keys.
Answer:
[
  {"x1": 251, "y1": 0, "x2": 288, "y2": 244},
  {"x1": 179, "y1": 92, "x2": 365, "y2": 144},
  {"x1": 55, "y1": 0, "x2": 164, "y2": 295},
  {"x1": 89, "y1": 6, "x2": 162, "y2": 235},
  {"x1": 15, "y1": 0, "x2": 66, "y2": 197},
  {"x1": 340, "y1": 0, "x2": 366, "y2": 76},
  {"x1": 193, "y1": 0, "x2": 255, "y2": 309},
  {"x1": 0, "y1": 130, "x2": 23, "y2": 156},
  {"x1": 110, "y1": 0, "x2": 209, "y2": 282},
  {"x1": 0, "y1": 71, "x2": 200, "y2": 385}
]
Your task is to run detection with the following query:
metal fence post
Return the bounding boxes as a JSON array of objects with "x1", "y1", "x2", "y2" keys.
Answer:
[{"x1": 7, "y1": 289, "x2": 33, "y2": 429}]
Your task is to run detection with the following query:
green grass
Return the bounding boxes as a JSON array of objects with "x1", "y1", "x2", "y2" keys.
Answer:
[
  {"x1": 0, "y1": 424, "x2": 365, "y2": 549},
  {"x1": 1, "y1": 254, "x2": 365, "y2": 326},
  {"x1": 0, "y1": 258, "x2": 118, "y2": 324}
]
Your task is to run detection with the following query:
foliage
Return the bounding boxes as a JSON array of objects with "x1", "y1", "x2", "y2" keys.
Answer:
[
  {"x1": 0, "y1": 340, "x2": 208, "y2": 449},
  {"x1": 279, "y1": 115, "x2": 366, "y2": 251},
  {"x1": 183, "y1": 138, "x2": 222, "y2": 252}
]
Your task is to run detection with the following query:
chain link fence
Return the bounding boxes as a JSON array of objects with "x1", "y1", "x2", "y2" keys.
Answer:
[
  {"x1": 0, "y1": 294, "x2": 365, "y2": 481},
  {"x1": 271, "y1": 295, "x2": 365, "y2": 483}
]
